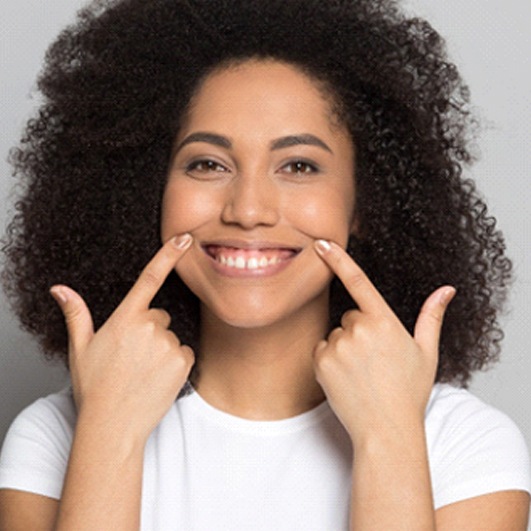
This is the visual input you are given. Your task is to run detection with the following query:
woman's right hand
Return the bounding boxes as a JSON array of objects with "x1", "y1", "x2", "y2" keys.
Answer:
[{"x1": 49, "y1": 233, "x2": 195, "y2": 443}]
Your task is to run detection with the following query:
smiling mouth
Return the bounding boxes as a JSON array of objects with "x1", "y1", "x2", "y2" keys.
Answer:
[{"x1": 203, "y1": 244, "x2": 302, "y2": 271}]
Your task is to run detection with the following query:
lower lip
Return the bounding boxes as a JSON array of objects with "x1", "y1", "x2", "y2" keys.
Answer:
[{"x1": 203, "y1": 249, "x2": 299, "y2": 278}]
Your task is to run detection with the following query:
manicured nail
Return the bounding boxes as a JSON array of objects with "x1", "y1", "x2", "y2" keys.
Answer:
[
  {"x1": 171, "y1": 233, "x2": 193, "y2": 250},
  {"x1": 50, "y1": 286, "x2": 68, "y2": 305},
  {"x1": 440, "y1": 287, "x2": 456, "y2": 306},
  {"x1": 314, "y1": 239, "x2": 332, "y2": 254}
]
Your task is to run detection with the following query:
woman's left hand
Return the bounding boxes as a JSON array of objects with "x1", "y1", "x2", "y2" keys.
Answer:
[{"x1": 313, "y1": 239, "x2": 456, "y2": 444}]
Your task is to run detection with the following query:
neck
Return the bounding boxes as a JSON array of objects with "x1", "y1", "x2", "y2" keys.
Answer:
[{"x1": 194, "y1": 298, "x2": 329, "y2": 420}]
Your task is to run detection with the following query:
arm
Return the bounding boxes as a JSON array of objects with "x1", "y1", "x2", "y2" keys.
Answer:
[
  {"x1": 435, "y1": 490, "x2": 530, "y2": 530},
  {"x1": 52, "y1": 408, "x2": 147, "y2": 530},
  {"x1": 349, "y1": 425, "x2": 530, "y2": 530},
  {"x1": 313, "y1": 239, "x2": 529, "y2": 530},
  {"x1": 1, "y1": 235, "x2": 194, "y2": 531},
  {"x1": 0, "y1": 491, "x2": 58, "y2": 531},
  {"x1": 0, "y1": 414, "x2": 146, "y2": 531},
  {"x1": 350, "y1": 421, "x2": 435, "y2": 529}
]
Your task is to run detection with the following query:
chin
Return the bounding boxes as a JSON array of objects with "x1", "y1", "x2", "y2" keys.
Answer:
[
  {"x1": 204, "y1": 300, "x2": 288, "y2": 330},
  {"x1": 226, "y1": 312, "x2": 291, "y2": 329}
]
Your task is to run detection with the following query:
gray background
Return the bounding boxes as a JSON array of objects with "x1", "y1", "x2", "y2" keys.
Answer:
[{"x1": 1, "y1": 0, "x2": 530, "y2": 513}]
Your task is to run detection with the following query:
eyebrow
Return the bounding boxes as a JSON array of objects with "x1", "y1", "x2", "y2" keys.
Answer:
[
  {"x1": 271, "y1": 134, "x2": 333, "y2": 153},
  {"x1": 174, "y1": 132, "x2": 333, "y2": 155}
]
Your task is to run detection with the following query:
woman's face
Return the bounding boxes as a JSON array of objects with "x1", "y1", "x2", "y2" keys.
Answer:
[{"x1": 162, "y1": 59, "x2": 355, "y2": 328}]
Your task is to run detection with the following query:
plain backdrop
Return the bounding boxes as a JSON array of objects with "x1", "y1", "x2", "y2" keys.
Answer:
[{"x1": 1, "y1": 0, "x2": 530, "y2": 519}]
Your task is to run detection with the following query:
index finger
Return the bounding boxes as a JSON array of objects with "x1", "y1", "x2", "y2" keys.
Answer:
[
  {"x1": 314, "y1": 239, "x2": 389, "y2": 315},
  {"x1": 124, "y1": 233, "x2": 193, "y2": 310}
]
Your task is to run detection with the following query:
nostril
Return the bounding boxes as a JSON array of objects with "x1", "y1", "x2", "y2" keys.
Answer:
[{"x1": 220, "y1": 187, "x2": 280, "y2": 228}]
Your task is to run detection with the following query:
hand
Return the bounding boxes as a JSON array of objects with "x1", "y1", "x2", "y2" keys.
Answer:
[
  {"x1": 49, "y1": 234, "x2": 195, "y2": 442},
  {"x1": 313, "y1": 239, "x2": 455, "y2": 444}
]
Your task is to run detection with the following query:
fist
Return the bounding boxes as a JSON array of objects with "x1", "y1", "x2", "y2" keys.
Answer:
[
  {"x1": 50, "y1": 234, "x2": 195, "y2": 441},
  {"x1": 313, "y1": 239, "x2": 455, "y2": 443}
]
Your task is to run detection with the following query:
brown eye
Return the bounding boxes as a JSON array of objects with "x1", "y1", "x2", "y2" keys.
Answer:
[
  {"x1": 282, "y1": 160, "x2": 318, "y2": 174},
  {"x1": 186, "y1": 159, "x2": 228, "y2": 173}
]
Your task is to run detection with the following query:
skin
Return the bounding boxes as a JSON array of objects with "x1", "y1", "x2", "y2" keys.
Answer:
[
  {"x1": 163, "y1": 61, "x2": 356, "y2": 331},
  {"x1": 0, "y1": 60, "x2": 529, "y2": 530},
  {"x1": 162, "y1": 59, "x2": 356, "y2": 417}
]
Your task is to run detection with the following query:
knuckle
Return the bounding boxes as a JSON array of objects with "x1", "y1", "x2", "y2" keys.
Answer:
[
  {"x1": 335, "y1": 334, "x2": 350, "y2": 353},
  {"x1": 313, "y1": 347, "x2": 326, "y2": 366},
  {"x1": 314, "y1": 349, "x2": 334, "y2": 374},
  {"x1": 176, "y1": 346, "x2": 195, "y2": 368},
  {"x1": 425, "y1": 310, "x2": 444, "y2": 326},
  {"x1": 375, "y1": 317, "x2": 394, "y2": 335},
  {"x1": 142, "y1": 319, "x2": 158, "y2": 335},
  {"x1": 328, "y1": 327, "x2": 343, "y2": 342},
  {"x1": 312, "y1": 342, "x2": 328, "y2": 369},
  {"x1": 181, "y1": 345, "x2": 195, "y2": 358},
  {"x1": 313, "y1": 341, "x2": 326, "y2": 358},
  {"x1": 159, "y1": 309, "x2": 171, "y2": 321},
  {"x1": 340, "y1": 310, "x2": 357, "y2": 329},
  {"x1": 139, "y1": 268, "x2": 161, "y2": 291},
  {"x1": 314, "y1": 339, "x2": 328, "y2": 353},
  {"x1": 345, "y1": 270, "x2": 365, "y2": 289},
  {"x1": 63, "y1": 305, "x2": 84, "y2": 325},
  {"x1": 149, "y1": 308, "x2": 171, "y2": 326},
  {"x1": 159, "y1": 333, "x2": 176, "y2": 353},
  {"x1": 159, "y1": 330, "x2": 181, "y2": 352}
]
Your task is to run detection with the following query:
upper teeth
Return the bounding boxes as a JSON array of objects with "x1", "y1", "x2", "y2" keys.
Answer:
[{"x1": 218, "y1": 255, "x2": 281, "y2": 269}]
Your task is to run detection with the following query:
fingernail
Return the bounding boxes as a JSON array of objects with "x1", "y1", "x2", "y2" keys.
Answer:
[
  {"x1": 171, "y1": 233, "x2": 192, "y2": 250},
  {"x1": 50, "y1": 286, "x2": 68, "y2": 305},
  {"x1": 315, "y1": 239, "x2": 332, "y2": 255},
  {"x1": 440, "y1": 287, "x2": 456, "y2": 306}
]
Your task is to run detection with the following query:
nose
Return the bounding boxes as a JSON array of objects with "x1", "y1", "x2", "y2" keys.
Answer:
[{"x1": 221, "y1": 172, "x2": 280, "y2": 229}]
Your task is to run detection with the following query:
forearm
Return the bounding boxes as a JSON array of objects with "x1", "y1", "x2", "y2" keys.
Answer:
[
  {"x1": 349, "y1": 420, "x2": 436, "y2": 530},
  {"x1": 54, "y1": 408, "x2": 147, "y2": 531}
]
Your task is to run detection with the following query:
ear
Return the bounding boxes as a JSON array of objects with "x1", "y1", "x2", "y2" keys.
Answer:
[{"x1": 349, "y1": 212, "x2": 360, "y2": 237}]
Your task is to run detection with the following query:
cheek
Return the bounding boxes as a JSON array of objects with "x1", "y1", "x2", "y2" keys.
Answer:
[
  {"x1": 286, "y1": 189, "x2": 354, "y2": 246},
  {"x1": 160, "y1": 181, "x2": 218, "y2": 241}
]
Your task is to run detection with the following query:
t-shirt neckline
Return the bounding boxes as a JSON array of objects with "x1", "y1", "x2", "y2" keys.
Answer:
[{"x1": 182, "y1": 386, "x2": 334, "y2": 435}]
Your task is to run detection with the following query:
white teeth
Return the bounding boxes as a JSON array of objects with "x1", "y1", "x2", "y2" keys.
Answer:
[
  {"x1": 247, "y1": 257, "x2": 259, "y2": 270},
  {"x1": 215, "y1": 254, "x2": 284, "y2": 269}
]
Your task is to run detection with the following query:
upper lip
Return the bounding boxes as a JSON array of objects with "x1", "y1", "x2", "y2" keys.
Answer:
[{"x1": 201, "y1": 239, "x2": 303, "y2": 251}]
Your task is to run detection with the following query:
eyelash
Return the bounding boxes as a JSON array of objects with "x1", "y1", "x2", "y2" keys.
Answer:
[
  {"x1": 185, "y1": 160, "x2": 228, "y2": 174},
  {"x1": 282, "y1": 160, "x2": 319, "y2": 174},
  {"x1": 185, "y1": 159, "x2": 319, "y2": 175}
]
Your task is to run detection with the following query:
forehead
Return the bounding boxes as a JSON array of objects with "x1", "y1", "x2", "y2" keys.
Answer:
[{"x1": 179, "y1": 59, "x2": 347, "y2": 140}]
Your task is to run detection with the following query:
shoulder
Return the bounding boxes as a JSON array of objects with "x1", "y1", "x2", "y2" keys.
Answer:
[
  {"x1": 3, "y1": 387, "x2": 76, "y2": 447},
  {"x1": 426, "y1": 383, "x2": 528, "y2": 450},
  {"x1": 0, "y1": 387, "x2": 76, "y2": 499},
  {"x1": 425, "y1": 383, "x2": 531, "y2": 509}
]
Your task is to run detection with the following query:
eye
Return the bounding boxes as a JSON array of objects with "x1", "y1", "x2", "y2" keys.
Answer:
[
  {"x1": 185, "y1": 159, "x2": 229, "y2": 175},
  {"x1": 281, "y1": 160, "x2": 319, "y2": 175}
]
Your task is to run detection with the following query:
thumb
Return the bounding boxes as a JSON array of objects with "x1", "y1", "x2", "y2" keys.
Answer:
[
  {"x1": 413, "y1": 286, "x2": 456, "y2": 356},
  {"x1": 50, "y1": 285, "x2": 95, "y2": 354}
]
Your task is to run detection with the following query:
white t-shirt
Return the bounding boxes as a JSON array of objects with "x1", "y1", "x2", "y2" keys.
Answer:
[{"x1": 0, "y1": 383, "x2": 529, "y2": 530}]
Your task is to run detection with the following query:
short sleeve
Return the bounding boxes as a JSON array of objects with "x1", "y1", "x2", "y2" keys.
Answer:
[
  {"x1": 0, "y1": 388, "x2": 76, "y2": 499},
  {"x1": 426, "y1": 384, "x2": 531, "y2": 510}
]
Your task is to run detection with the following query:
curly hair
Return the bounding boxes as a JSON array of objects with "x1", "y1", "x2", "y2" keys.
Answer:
[{"x1": 1, "y1": 0, "x2": 512, "y2": 387}]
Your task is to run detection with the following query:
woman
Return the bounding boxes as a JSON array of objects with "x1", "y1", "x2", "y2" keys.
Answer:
[{"x1": 0, "y1": 0, "x2": 529, "y2": 529}]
